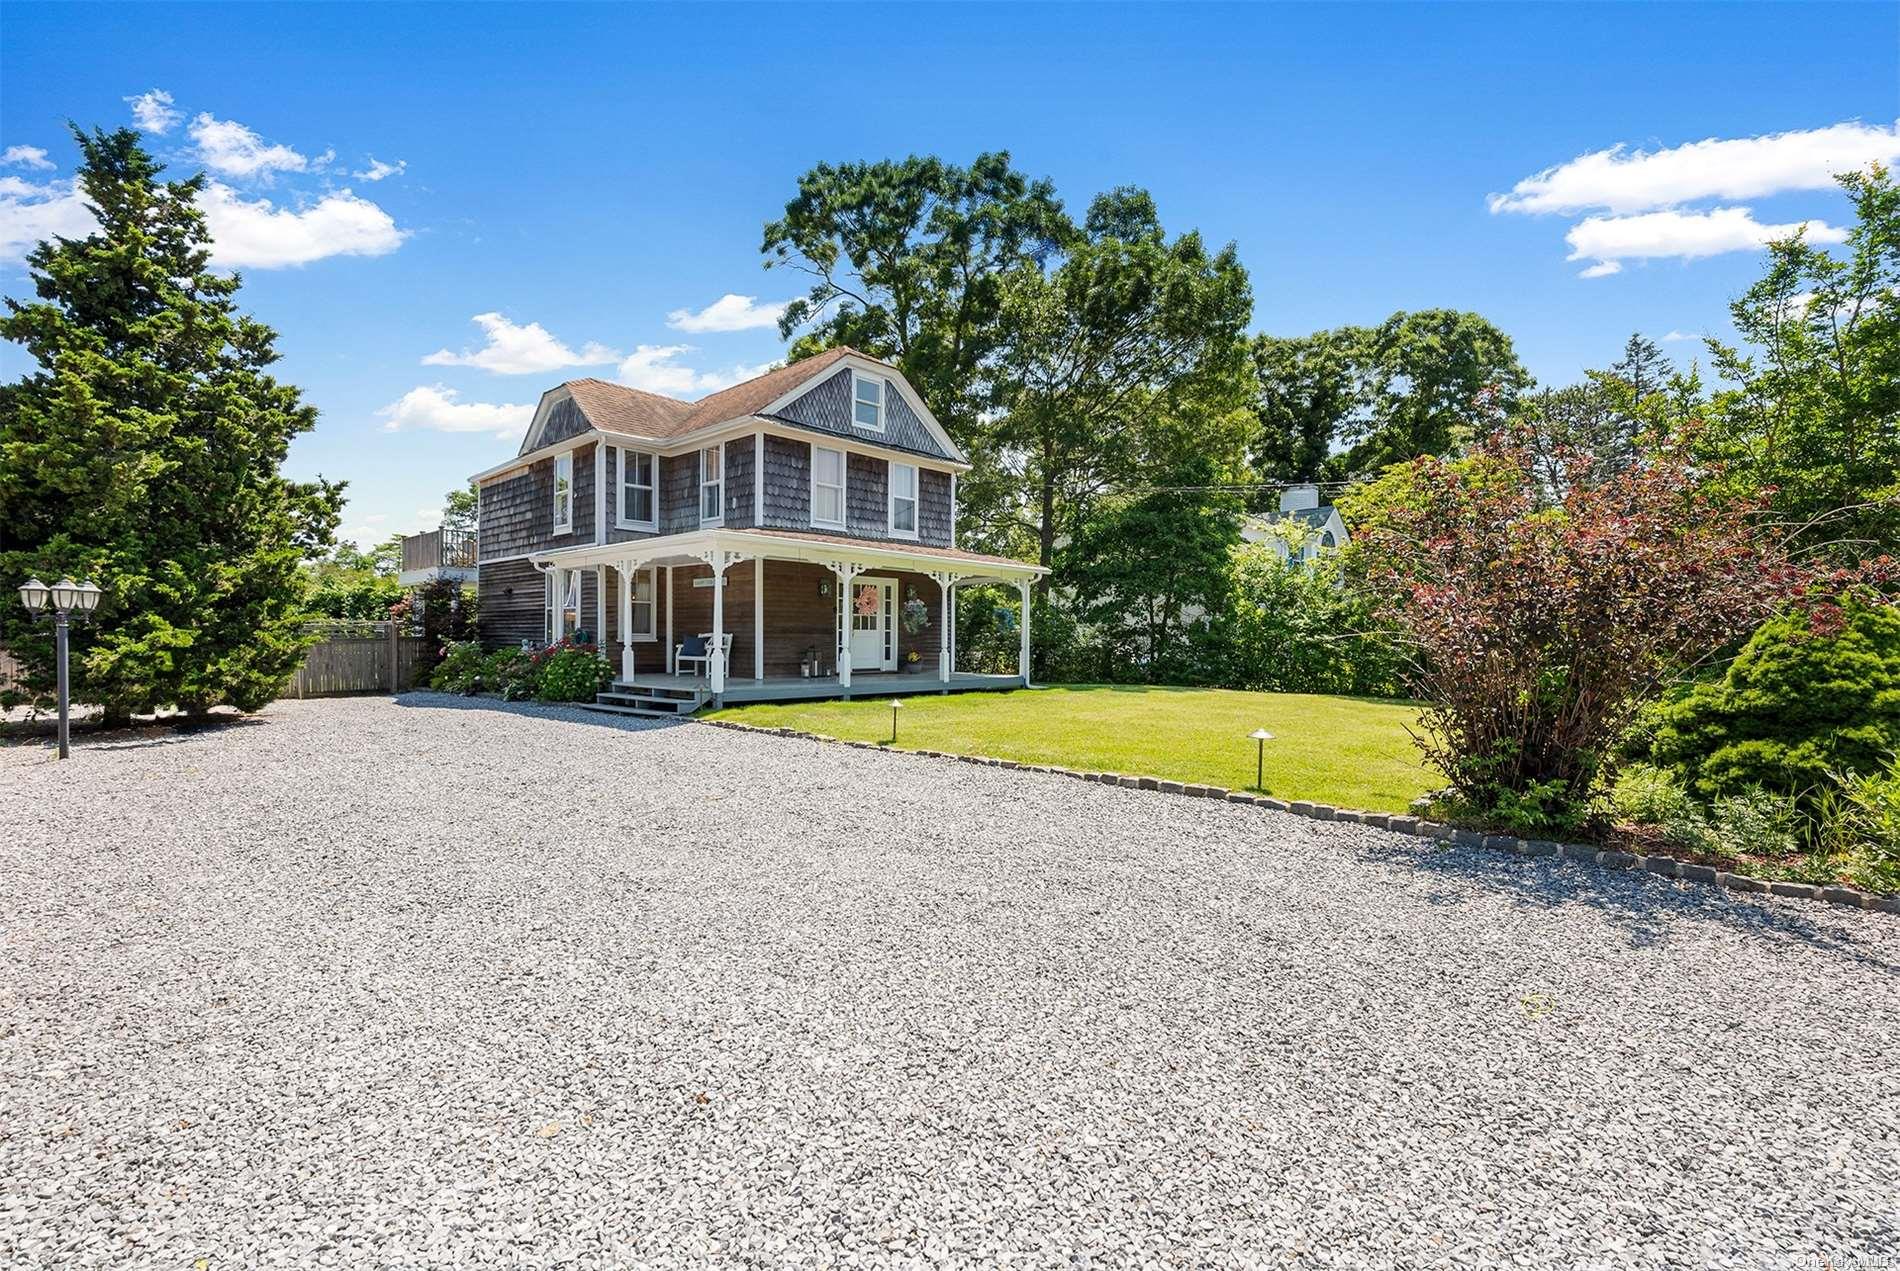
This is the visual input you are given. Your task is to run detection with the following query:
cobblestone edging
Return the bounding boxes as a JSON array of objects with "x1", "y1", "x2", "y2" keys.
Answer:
[{"x1": 698, "y1": 719, "x2": 1900, "y2": 917}]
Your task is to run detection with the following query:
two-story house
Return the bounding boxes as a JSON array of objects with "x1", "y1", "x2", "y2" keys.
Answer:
[{"x1": 471, "y1": 347, "x2": 1045, "y2": 713}]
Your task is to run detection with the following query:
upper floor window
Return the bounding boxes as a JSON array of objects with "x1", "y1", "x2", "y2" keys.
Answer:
[
  {"x1": 618, "y1": 448, "x2": 656, "y2": 528},
  {"x1": 853, "y1": 375, "x2": 883, "y2": 432},
  {"x1": 811, "y1": 445, "x2": 846, "y2": 529},
  {"x1": 552, "y1": 452, "x2": 574, "y2": 533},
  {"x1": 889, "y1": 462, "x2": 918, "y2": 538},
  {"x1": 699, "y1": 445, "x2": 723, "y2": 525}
]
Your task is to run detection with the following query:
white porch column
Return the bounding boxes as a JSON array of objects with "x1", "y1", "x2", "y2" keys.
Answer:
[
  {"x1": 829, "y1": 561, "x2": 867, "y2": 689},
  {"x1": 928, "y1": 571, "x2": 955, "y2": 684},
  {"x1": 710, "y1": 560, "x2": 726, "y2": 694},
  {"x1": 664, "y1": 565, "x2": 674, "y2": 672},
  {"x1": 595, "y1": 564, "x2": 606, "y2": 647},
  {"x1": 753, "y1": 557, "x2": 765, "y2": 681},
  {"x1": 1018, "y1": 577, "x2": 1032, "y2": 687},
  {"x1": 616, "y1": 563, "x2": 634, "y2": 682}
]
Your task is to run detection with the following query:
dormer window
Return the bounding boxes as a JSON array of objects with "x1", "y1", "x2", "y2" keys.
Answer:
[
  {"x1": 853, "y1": 374, "x2": 883, "y2": 432},
  {"x1": 552, "y1": 452, "x2": 574, "y2": 533}
]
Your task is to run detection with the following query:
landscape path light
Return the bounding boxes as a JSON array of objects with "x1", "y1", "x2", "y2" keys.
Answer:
[
  {"x1": 17, "y1": 575, "x2": 104, "y2": 760},
  {"x1": 1249, "y1": 728, "x2": 1275, "y2": 792},
  {"x1": 890, "y1": 698, "x2": 903, "y2": 745}
]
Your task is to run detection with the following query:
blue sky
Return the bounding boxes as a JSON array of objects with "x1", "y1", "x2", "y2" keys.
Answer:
[{"x1": 3, "y1": 2, "x2": 1895, "y2": 547}]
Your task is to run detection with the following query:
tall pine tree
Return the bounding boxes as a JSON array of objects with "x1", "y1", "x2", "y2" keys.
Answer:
[{"x1": 0, "y1": 127, "x2": 342, "y2": 720}]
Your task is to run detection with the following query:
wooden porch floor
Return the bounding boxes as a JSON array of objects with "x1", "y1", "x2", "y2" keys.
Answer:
[{"x1": 617, "y1": 670, "x2": 1024, "y2": 704}]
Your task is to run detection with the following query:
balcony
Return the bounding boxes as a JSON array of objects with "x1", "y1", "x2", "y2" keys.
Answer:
[{"x1": 398, "y1": 528, "x2": 478, "y2": 586}]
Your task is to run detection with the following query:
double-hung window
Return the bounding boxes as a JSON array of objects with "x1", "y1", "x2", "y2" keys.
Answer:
[
  {"x1": 811, "y1": 445, "x2": 846, "y2": 529},
  {"x1": 699, "y1": 446, "x2": 723, "y2": 525},
  {"x1": 889, "y1": 462, "x2": 918, "y2": 538},
  {"x1": 853, "y1": 374, "x2": 883, "y2": 431},
  {"x1": 618, "y1": 448, "x2": 655, "y2": 528},
  {"x1": 552, "y1": 452, "x2": 574, "y2": 533},
  {"x1": 545, "y1": 569, "x2": 581, "y2": 643},
  {"x1": 628, "y1": 566, "x2": 656, "y2": 641}
]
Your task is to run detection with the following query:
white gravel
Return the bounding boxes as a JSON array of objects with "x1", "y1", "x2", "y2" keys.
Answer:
[{"x1": 3, "y1": 693, "x2": 1896, "y2": 1268}]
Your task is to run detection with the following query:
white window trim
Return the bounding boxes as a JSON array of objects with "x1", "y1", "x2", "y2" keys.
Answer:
[
  {"x1": 552, "y1": 452, "x2": 574, "y2": 534},
  {"x1": 628, "y1": 565, "x2": 658, "y2": 642},
  {"x1": 699, "y1": 445, "x2": 724, "y2": 528},
  {"x1": 810, "y1": 444, "x2": 847, "y2": 530},
  {"x1": 888, "y1": 461, "x2": 919, "y2": 540},
  {"x1": 546, "y1": 567, "x2": 581, "y2": 643},
  {"x1": 852, "y1": 373, "x2": 885, "y2": 434},
  {"x1": 616, "y1": 447, "x2": 657, "y2": 531}
]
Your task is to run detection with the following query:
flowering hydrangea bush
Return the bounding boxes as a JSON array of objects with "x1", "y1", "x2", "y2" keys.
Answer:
[{"x1": 531, "y1": 638, "x2": 612, "y2": 702}]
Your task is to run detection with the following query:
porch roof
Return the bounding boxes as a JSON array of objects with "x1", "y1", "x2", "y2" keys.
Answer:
[{"x1": 526, "y1": 527, "x2": 1046, "y2": 580}]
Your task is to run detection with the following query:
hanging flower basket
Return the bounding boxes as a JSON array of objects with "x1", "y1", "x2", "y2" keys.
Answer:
[{"x1": 901, "y1": 596, "x2": 929, "y2": 635}]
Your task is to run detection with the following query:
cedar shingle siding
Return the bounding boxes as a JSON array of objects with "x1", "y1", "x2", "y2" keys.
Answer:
[
  {"x1": 661, "y1": 453, "x2": 697, "y2": 533},
  {"x1": 768, "y1": 369, "x2": 955, "y2": 462},
  {"x1": 538, "y1": 396, "x2": 593, "y2": 448},
  {"x1": 845, "y1": 453, "x2": 888, "y2": 539},
  {"x1": 759, "y1": 434, "x2": 811, "y2": 528},
  {"x1": 477, "y1": 558, "x2": 544, "y2": 648},
  {"x1": 723, "y1": 437, "x2": 755, "y2": 528}
]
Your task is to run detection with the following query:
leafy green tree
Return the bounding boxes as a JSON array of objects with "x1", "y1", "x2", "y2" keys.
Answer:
[
  {"x1": 1507, "y1": 334, "x2": 1704, "y2": 500},
  {"x1": 302, "y1": 541, "x2": 402, "y2": 620},
  {"x1": 1249, "y1": 310, "x2": 1528, "y2": 485},
  {"x1": 1060, "y1": 452, "x2": 1243, "y2": 682},
  {"x1": 1249, "y1": 331, "x2": 1356, "y2": 484},
  {"x1": 762, "y1": 152, "x2": 1072, "y2": 548},
  {"x1": 441, "y1": 483, "x2": 478, "y2": 534},
  {"x1": 1701, "y1": 166, "x2": 1900, "y2": 561},
  {"x1": 989, "y1": 188, "x2": 1255, "y2": 588},
  {"x1": 0, "y1": 127, "x2": 341, "y2": 719}
]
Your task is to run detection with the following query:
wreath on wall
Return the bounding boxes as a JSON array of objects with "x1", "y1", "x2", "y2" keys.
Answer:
[{"x1": 854, "y1": 584, "x2": 880, "y2": 617}]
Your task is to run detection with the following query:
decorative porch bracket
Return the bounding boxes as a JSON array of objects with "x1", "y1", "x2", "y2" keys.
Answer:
[
  {"x1": 824, "y1": 560, "x2": 871, "y2": 688},
  {"x1": 926, "y1": 570, "x2": 960, "y2": 684}
]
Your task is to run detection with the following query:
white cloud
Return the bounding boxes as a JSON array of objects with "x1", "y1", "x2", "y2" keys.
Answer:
[
  {"x1": 188, "y1": 112, "x2": 308, "y2": 178},
  {"x1": 378, "y1": 385, "x2": 535, "y2": 441},
  {"x1": 353, "y1": 157, "x2": 406, "y2": 182},
  {"x1": 616, "y1": 345, "x2": 774, "y2": 398},
  {"x1": 125, "y1": 89, "x2": 182, "y2": 135},
  {"x1": 2, "y1": 172, "x2": 405, "y2": 269},
  {"x1": 198, "y1": 181, "x2": 406, "y2": 268},
  {"x1": 1566, "y1": 206, "x2": 1848, "y2": 277},
  {"x1": 1662, "y1": 330, "x2": 1700, "y2": 342},
  {"x1": 665, "y1": 293, "x2": 790, "y2": 333},
  {"x1": 423, "y1": 312, "x2": 619, "y2": 375},
  {"x1": 0, "y1": 176, "x2": 94, "y2": 263},
  {"x1": 1, "y1": 145, "x2": 54, "y2": 171},
  {"x1": 1491, "y1": 120, "x2": 1900, "y2": 216}
]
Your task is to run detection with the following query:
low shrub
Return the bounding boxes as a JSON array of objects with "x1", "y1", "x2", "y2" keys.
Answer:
[
  {"x1": 482, "y1": 647, "x2": 537, "y2": 700},
  {"x1": 1815, "y1": 761, "x2": 1900, "y2": 894},
  {"x1": 429, "y1": 641, "x2": 486, "y2": 694},
  {"x1": 532, "y1": 640, "x2": 612, "y2": 702},
  {"x1": 1651, "y1": 598, "x2": 1900, "y2": 802}
]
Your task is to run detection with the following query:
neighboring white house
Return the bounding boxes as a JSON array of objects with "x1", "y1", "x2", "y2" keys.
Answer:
[{"x1": 1244, "y1": 483, "x2": 1349, "y2": 564}]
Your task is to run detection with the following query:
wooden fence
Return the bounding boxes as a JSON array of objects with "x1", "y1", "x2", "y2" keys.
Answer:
[{"x1": 287, "y1": 621, "x2": 431, "y2": 697}]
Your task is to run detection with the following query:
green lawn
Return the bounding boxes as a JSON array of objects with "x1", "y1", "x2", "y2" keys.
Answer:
[{"x1": 706, "y1": 684, "x2": 1436, "y2": 813}]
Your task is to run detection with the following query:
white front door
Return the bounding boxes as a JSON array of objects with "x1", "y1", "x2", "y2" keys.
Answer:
[{"x1": 847, "y1": 578, "x2": 897, "y2": 672}]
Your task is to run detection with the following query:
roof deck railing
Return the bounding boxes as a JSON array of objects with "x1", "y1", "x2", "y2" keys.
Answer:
[{"x1": 400, "y1": 528, "x2": 477, "y2": 574}]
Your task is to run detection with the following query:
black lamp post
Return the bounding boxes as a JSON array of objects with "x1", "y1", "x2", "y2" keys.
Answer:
[
  {"x1": 889, "y1": 698, "x2": 903, "y2": 745},
  {"x1": 18, "y1": 576, "x2": 104, "y2": 759}
]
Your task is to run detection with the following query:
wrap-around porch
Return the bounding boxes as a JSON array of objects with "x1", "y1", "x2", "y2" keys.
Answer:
[{"x1": 531, "y1": 527, "x2": 1044, "y2": 707}]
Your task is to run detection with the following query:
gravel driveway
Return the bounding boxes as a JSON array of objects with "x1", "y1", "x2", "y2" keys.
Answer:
[{"x1": 3, "y1": 694, "x2": 1896, "y2": 1268}]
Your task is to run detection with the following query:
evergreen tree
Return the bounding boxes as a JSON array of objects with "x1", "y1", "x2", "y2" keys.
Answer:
[{"x1": 0, "y1": 127, "x2": 342, "y2": 720}]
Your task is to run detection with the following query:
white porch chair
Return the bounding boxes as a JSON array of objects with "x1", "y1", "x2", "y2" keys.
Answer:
[{"x1": 675, "y1": 631, "x2": 734, "y2": 680}]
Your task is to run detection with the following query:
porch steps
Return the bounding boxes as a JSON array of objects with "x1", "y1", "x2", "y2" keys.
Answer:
[{"x1": 583, "y1": 681, "x2": 707, "y2": 719}]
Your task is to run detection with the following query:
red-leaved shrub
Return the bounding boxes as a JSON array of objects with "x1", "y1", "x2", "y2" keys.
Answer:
[{"x1": 1358, "y1": 431, "x2": 1811, "y2": 832}]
